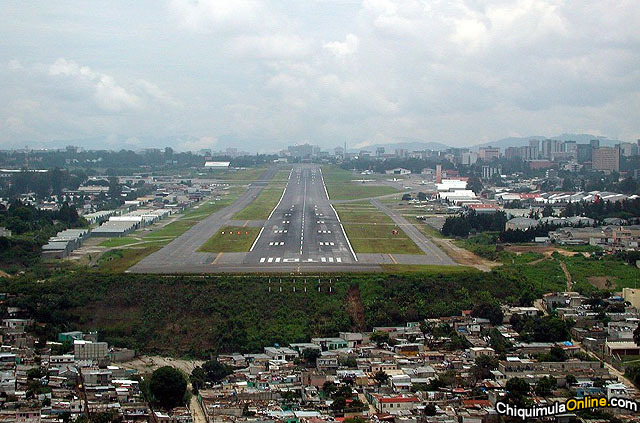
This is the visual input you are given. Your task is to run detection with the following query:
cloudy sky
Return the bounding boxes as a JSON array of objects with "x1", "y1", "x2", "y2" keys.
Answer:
[{"x1": 1, "y1": 1, "x2": 639, "y2": 152}]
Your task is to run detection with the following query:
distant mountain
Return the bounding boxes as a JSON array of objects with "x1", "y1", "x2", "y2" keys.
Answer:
[
  {"x1": 471, "y1": 134, "x2": 624, "y2": 150},
  {"x1": 354, "y1": 140, "x2": 451, "y2": 153}
]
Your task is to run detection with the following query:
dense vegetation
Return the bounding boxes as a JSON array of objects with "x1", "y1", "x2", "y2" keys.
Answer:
[
  {"x1": 441, "y1": 211, "x2": 508, "y2": 237},
  {"x1": 0, "y1": 200, "x2": 85, "y2": 237},
  {"x1": 0, "y1": 200, "x2": 87, "y2": 271},
  {"x1": 0, "y1": 268, "x2": 561, "y2": 357},
  {"x1": 561, "y1": 197, "x2": 640, "y2": 220}
]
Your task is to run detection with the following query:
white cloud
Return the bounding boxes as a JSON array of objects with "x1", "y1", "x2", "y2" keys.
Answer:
[
  {"x1": 168, "y1": 0, "x2": 263, "y2": 33},
  {"x1": 323, "y1": 34, "x2": 359, "y2": 57},
  {"x1": 49, "y1": 58, "x2": 141, "y2": 112},
  {"x1": 1, "y1": 1, "x2": 639, "y2": 149}
]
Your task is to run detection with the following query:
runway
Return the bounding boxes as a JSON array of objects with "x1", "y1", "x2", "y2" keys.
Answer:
[
  {"x1": 129, "y1": 164, "x2": 456, "y2": 274},
  {"x1": 243, "y1": 164, "x2": 357, "y2": 268}
]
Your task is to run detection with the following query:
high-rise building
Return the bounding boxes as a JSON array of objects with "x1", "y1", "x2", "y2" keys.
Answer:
[
  {"x1": 592, "y1": 146, "x2": 620, "y2": 173},
  {"x1": 287, "y1": 144, "x2": 314, "y2": 158},
  {"x1": 617, "y1": 142, "x2": 638, "y2": 157},
  {"x1": 461, "y1": 152, "x2": 478, "y2": 165},
  {"x1": 577, "y1": 144, "x2": 592, "y2": 164},
  {"x1": 590, "y1": 139, "x2": 600, "y2": 149},
  {"x1": 376, "y1": 147, "x2": 385, "y2": 157},
  {"x1": 478, "y1": 146, "x2": 500, "y2": 161},
  {"x1": 482, "y1": 165, "x2": 501, "y2": 180},
  {"x1": 435, "y1": 164, "x2": 442, "y2": 184}
]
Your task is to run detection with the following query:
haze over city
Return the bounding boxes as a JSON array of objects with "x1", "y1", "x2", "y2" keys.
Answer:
[{"x1": 2, "y1": 1, "x2": 640, "y2": 152}]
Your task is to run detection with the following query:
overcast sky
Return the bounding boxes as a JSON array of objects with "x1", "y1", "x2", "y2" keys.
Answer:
[{"x1": 1, "y1": 1, "x2": 639, "y2": 152}]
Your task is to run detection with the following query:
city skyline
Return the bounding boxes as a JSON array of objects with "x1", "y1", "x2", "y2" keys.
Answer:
[{"x1": 1, "y1": 1, "x2": 640, "y2": 151}]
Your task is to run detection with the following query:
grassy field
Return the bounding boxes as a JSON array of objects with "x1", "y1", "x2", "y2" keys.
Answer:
[
  {"x1": 144, "y1": 192, "x2": 242, "y2": 241},
  {"x1": 198, "y1": 226, "x2": 261, "y2": 253},
  {"x1": 334, "y1": 203, "x2": 423, "y2": 254},
  {"x1": 96, "y1": 244, "x2": 164, "y2": 273},
  {"x1": 233, "y1": 184, "x2": 286, "y2": 220},
  {"x1": 408, "y1": 216, "x2": 445, "y2": 239},
  {"x1": 272, "y1": 169, "x2": 293, "y2": 181},
  {"x1": 559, "y1": 254, "x2": 640, "y2": 291},
  {"x1": 205, "y1": 167, "x2": 267, "y2": 181},
  {"x1": 321, "y1": 166, "x2": 401, "y2": 200},
  {"x1": 99, "y1": 238, "x2": 140, "y2": 248},
  {"x1": 95, "y1": 189, "x2": 246, "y2": 271}
]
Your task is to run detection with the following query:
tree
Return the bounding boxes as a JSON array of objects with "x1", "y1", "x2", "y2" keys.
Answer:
[
  {"x1": 566, "y1": 374, "x2": 577, "y2": 386},
  {"x1": 634, "y1": 321, "x2": 640, "y2": 347},
  {"x1": 506, "y1": 377, "x2": 530, "y2": 406},
  {"x1": 534, "y1": 376, "x2": 557, "y2": 396},
  {"x1": 302, "y1": 348, "x2": 321, "y2": 366},
  {"x1": 202, "y1": 359, "x2": 232, "y2": 383},
  {"x1": 423, "y1": 403, "x2": 437, "y2": 416},
  {"x1": 471, "y1": 302, "x2": 504, "y2": 325},
  {"x1": 373, "y1": 370, "x2": 389, "y2": 387},
  {"x1": 149, "y1": 366, "x2": 187, "y2": 410},
  {"x1": 402, "y1": 194, "x2": 412, "y2": 201},
  {"x1": 468, "y1": 177, "x2": 483, "y2": 194},
  {"x1": 370, "y1": 331, "x2": 390, "y2": 347},
  {"x1": 323, "y1": 381, "x2": 337, "y2": 396},
  {"x1": 420, "y1": 320, "x2": 435, "y2": 348},
  {"x1": 472, "y1": 355, "x2": 499, "y2": 381}
]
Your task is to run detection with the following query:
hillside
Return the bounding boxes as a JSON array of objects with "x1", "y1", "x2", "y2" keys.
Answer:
[{"x1": 0, "y1": 267, "x2": 565, "y2": 357}]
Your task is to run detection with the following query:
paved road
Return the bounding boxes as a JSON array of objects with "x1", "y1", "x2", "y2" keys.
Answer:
[
  {"x1": 370, "y1": 199, "x2": 456, "y2": 266},
  {"x1": 130, "y1": 164, "x2": 454, "y2": 274},
  {"x1": 129, "y1": 167, "x2": 280, "y2": 272},
  {"x1": 243, "y1": 164, "x2": 357, "y2": 267}
]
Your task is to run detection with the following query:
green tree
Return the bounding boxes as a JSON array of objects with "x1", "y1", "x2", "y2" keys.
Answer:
[
  {"x1": 373, "y1": 370, "x2": 389, "y2": 387},
  {"x1": 471, "y1": 302, "x2": 504, "y2": 325},
  {"x1": 370, "y1": 331, "x2": 390, "y2": 347},
  {"x1": 423, "y1": 403, "x2": 437, "y2": 416},
  {"x1": 634, "y1": 321, "x2": 640, "y2": 347},
  {"x1": 472, "y1": 355, "x2": 499, "y2": 381},
  {"x1": 202, "y1": 359, "x2": 233, "y2": 383},
  {"x1": 534, "y1": 376, "x2": 557, "y2": 396},
  {"x1": 149, "y1": 366, "x2": 187, "y2": 410},
  {"x1": 323, "y1": 381, "x2": 337, "y2": 396},
  {"x1": 302, "y1": 348, "x2": 321, "y2": 366},
  {"x1": 506, "y1": 377, "x2": 530, "y2": 406}
]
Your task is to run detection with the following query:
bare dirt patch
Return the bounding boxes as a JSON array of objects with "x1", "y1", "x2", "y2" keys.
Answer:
[
  {"x1": 587, "y1": 276, "x2": 617, "y2": 290},
  {"x1": 434, "y1": 239, "x2": 500, "y2": 272},
  {"x1": 504, "y1": 245, "x2": 588, "y2": 258},
  {"x1": 346, "y1": 285, "x2": 366, "y2": 331},
  {"x1": 120, "y1": 356, "x2": 204, "y2": 375}
]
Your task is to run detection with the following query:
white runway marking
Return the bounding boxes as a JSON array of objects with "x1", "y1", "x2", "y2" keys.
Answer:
[{"x1": 260, "y1": 257, "x2": 265, "y2": 263}]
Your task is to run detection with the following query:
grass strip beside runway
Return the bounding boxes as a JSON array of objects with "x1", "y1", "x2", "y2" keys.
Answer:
[
  {"x1": 197, "y1": 226, "x2": 262, "y2": 253},
  {"x1": 334, "y1": 204, "x2": 423, "y2": 255},
  {"x1": 321, "y1": 166, "x2": 401, "y2": 200}
]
